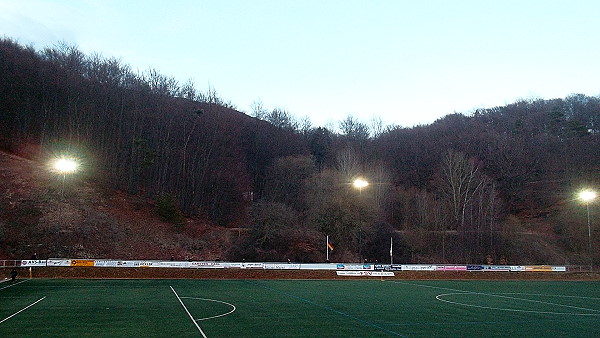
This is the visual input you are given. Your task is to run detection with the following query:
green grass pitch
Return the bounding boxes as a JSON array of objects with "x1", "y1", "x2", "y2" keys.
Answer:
[{"x1": 1, "y1": 278, "x2": 600, "y2": 337}]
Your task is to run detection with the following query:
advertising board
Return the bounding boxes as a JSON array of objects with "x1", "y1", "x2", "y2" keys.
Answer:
[
  {"x1": 435, "y1": 265, "x2": 467, "y2": 271},
  {"x1": 336, "y1": 271, "x2": 395, "y2": 277},
  {"x1": 70, "y1": 260, "x2": 95, "y2": 267},
  {"x1": 524, "y1": 265, "x2": 553, "y2": 272},
  {"x1": 401, "y1": 265, "x2": 436, "y2": 271},
  {"x1": 20, "y1": 260, "x2": 46, "y2": 267},
  {"x1": 336, "y1": 264, "x2": 374, "y2": 270},
  {"x1": 46, "y1": 259, "x2": 71, "y2": 267},
  {"x1": 189, "y1": 261, "x2": 225, "y2": 269},
  {"x1": 241, "y1": 263, "x2": 264, "y2": 269},
  {"x1": 93, "y1": 260, "x2": 120, "y2": 267},
  {"x1": 263, "y1": 263, "x2": 301, "y2": 270},
  {"x1": 299, "y1": 264, "x2": 337, "y2": 270},
  {"x1": 483, "y1": 265, "x2": 511, "y2": 271}
]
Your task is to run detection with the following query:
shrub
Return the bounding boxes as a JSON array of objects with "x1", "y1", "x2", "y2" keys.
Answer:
[{"x1": 156, "y1": 194, "x2": 184, "y2": 226}]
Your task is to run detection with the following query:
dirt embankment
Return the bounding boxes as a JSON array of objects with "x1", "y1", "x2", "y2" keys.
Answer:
[{"x1": 3, "y1": 267, "x2": 600, "y2": 281}]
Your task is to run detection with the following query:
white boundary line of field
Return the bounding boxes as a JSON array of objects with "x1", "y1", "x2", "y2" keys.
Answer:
[
  {"x1": 390, "y1": 281, "x2": 600, "y2": 316},
  {"x1": 0, "y1": 279, "x2": 29, "y2": 291},
  {"x1": 170, "y1": 286, "x2": 208, "y2": 338},
  {"x1": 435, "y1": 292, "x2": 600, "y2": 316},
  {"x1": 0, "y1": 296, "x2": 46, "y2": 324},
  {"x1": 180, "y1": 297, "x2": 236, "y2": 321}
]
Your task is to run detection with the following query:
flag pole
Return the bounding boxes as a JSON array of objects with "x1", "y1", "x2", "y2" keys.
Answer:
[
  {"x1": 326, "y1": 235, "x2": 329, "y2": 262},
  {"x1": 390, "y1": 237, "x2": 393, "y2": 265}
]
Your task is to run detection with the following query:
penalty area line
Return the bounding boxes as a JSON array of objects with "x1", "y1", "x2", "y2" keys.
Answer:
[
  {"x1": 170, "y1": 286, "x2": 208, "y2": 338},
  {"x1": 0, "y1": 279, "x2": 29, "y2": 291},
  {"x1": 0, "y1": 296, "x2": 46, "y2": 324}
]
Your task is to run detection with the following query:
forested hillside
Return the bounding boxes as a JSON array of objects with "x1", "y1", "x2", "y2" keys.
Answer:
[{"x1": 1, "y1": 38, "x2": 599, "y2": 265}]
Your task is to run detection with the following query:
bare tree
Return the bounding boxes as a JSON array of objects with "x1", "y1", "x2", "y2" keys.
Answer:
[{"x1": 335, "y1": 146, "x2": 361, "y2": 180}]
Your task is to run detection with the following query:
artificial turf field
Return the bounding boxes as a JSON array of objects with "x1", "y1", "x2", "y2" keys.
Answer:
[{"x1": 1, "y1": 278, "x2": 600, "y2": 337}]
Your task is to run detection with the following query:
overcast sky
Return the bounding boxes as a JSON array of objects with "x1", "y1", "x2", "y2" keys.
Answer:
[{"x1": 1, "y1": 0, "x2": 599, "y2": 128}]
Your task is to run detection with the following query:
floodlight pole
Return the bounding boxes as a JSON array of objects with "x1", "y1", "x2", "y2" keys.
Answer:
[{"x1": 586, "y1": 200, "x2": 592, "y2": 272}]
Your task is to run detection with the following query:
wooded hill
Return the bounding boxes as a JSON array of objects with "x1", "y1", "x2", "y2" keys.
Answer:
[{"x1": 1, "y1": 38, "x2": 599, "y2": 265}]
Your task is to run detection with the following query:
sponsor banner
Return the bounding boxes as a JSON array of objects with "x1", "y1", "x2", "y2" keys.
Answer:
[
  {"x1": 94, "y1": 260, "x2": 120, "y2": 267},
  {"x1": 524, "y1": 265, "x2": 552, "y2": 272},
  {"x1": 299, "y1": 264, "x2": 337, "y2": 270},
  {"x1": 436, "y1": 265, "x2": 467, "y2": 271},
  {"x1": 336, "y1": 271, "x2": 395, "y2": 277},
  {"x1": 158, "y1": 261, "x2": 192, "y2": 268},
  {"x1": 263, "y1": 263, "x2": 301, "y2": 270},
  {"x1": 20, "y1": 260, "x2": 46, "y2": 267},
  {"x1": 374, "y1": 264, "x2": 403, "y2": 271},
  {"x1": 241, "y1": 263, "x2": 264, "y2": 269},
  {"x1": 510, "y1": 266, "x2": 525, "y2": 272},
  {"x1": 47, "y1": 259, "x2": 71, "y2": 267},
  {"x1": 483, "y1": 265, "x2": 511, "y2": 271},
  {"x1": 336, "y1": 264, "x2": 374, "y2": 271},
  {"x1": 467, "y1": 265, "x2": 484, "y2": 271},
  {"x1": 374, "y1": 264, "x2": 386, "y2": 271},
  {"x1": 133, "y1": 261, "x2": 155, "y2": 268},
  {"x1": 70, "y1": 259, "x2": 95, "y2": 267},
  {"x1": 111, "y1": 260, "x2": 157, "y2": 268},
  {"x1": 189, "y1": 261, "x2": 225, "y2": 269},
  {"x1": 552, "y1": 266, "x2": 567, "y2": 272},
  {"x1": 401, "y1": 265, "x2": 436, "y2": 271},
  {"x1": 224, "y1": 262, "x2": 244, "y2": 268}
]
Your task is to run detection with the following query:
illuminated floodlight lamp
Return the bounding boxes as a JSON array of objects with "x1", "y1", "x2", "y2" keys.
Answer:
[
  {"x1": 579, "y1": 189, "x2": 597, "y2": 202},
  {"x1": 353, "y1": 178, "x2": 369, "y2": 189},
  {"x1": 52, "y1": 157, "x2": 78, "y2": 174}
]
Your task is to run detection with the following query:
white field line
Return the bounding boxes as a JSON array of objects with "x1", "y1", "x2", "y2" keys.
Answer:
[
  {"x1": 390, "y1": 281, "x2": 600, "y2": 316},
  {"x1": 0, "y1": 279, "x2": 29, "y2": 291},
  {"x1": 180, "y1": 297, "x2": 236, "y2": 321},
  {"x1": 170, "y1": 286, "x2": 208, "y2": 338},
  {"x1": 0, "y1": 296, "x2": 46, "y2": 324},
  {"x1": 436, "y1": 293, "x2": 600, "y2": 316}
]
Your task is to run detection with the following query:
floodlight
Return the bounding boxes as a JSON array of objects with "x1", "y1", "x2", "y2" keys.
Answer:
[
  {"x1": 53, "y1": 157, "x2": 78, "y2": 174},
  {"x1": 579, "y1": 189, "x2": 597, "y2": 202},
  {"x1": 353, "y1": 178, "x2": 369, "y2": 189}
]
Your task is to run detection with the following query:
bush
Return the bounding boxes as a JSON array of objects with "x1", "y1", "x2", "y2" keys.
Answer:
[{"x1": 156, "y1": 194, "x2": 184, "y2": 226}]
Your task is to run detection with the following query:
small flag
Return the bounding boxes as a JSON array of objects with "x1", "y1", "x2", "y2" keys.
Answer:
[{"x1": 327, "y1": 241, "x2": 334, "y2": 251}]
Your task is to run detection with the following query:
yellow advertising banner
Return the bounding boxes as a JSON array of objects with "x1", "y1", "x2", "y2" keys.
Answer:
[
  {"x1": 524, "y1": 265, "x2": 552, "y2": 272},
  {"x1": 70, "y1": 259, "x2": 95, "y2": 267}
]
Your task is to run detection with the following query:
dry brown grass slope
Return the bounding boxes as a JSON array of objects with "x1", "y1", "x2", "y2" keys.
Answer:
[{"x1": 0, "y1": 150, "x2": 232, "y2": 260}]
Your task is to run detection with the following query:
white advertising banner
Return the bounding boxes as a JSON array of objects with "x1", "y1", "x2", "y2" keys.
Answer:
[
  {"x1": 401, "y1": 265, "x2": 436, "y2": 271},
  {"x1": 263, "y1": 263, "x2": 301, "y2": 270},
  {"x1": 336, "y1": 264, "x2": 374, "y2": 270},
  {"x1": 299, "y1": 264, "x2": 337, "y2": 270},
  {"x1": 157, "y1": 261, "x2": 191, "y2": 268},
  {"x1": 336, "y1": 271, "x2": 395, "y2": 277},
  {"x1": 46, "y1": 259, "x2": 71, "y2": 267},
  {"x1": 20, "y1": 260, "x2": 46, "y2": 267},
  {"x1": 189, "y1": 261, "x2": 225, "y2": 269},
  {"x1": 225, "y1": 262, "x2": 244, "y2": 268},
  {"x1": 241, "y1": 263, "x2": 264, "y2": 269}
]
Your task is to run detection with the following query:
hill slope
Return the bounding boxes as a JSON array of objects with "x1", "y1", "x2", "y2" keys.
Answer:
[{"x1": 0, "y1": 150, "x2": 231, "y2": 260}]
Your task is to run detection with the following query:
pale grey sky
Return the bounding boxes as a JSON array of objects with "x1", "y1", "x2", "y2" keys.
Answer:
[{"x1": 1, "y1": 0, "x2": 599, "y2": 127}]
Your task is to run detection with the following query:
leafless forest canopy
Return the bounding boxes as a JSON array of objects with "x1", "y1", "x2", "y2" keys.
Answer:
[{"x1": 1, "y1": 38, "x2": 599, "y2": 264}]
